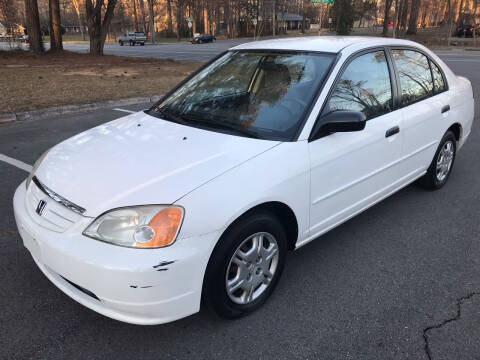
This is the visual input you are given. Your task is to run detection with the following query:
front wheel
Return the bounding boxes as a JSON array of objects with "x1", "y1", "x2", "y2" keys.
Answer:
[
  {"x1": 419, "y1": 130, "x2": 456, "y2": 190},
  {"x1": 203, "y1": 211, "x2": 287, "y2": 319},
  {"x1": 119, "y1": 40, "x2": 124, "y2": 46},
  {"x1": 129, "y1": 40, "x2": 134, "y2": 46}
]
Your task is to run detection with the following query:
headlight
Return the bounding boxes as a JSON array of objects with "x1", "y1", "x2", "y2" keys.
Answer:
[
  {"x1": 83, "y1": 205, "x2": 184, "y2": 248},
  {"x1": 26, "y1": 148, "x2": 50, "y2": 189}
]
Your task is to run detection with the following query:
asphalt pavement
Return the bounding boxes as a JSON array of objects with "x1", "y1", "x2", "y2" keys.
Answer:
[{"x1": 0, "y1": 51, "x2": 479, "y2": 359}]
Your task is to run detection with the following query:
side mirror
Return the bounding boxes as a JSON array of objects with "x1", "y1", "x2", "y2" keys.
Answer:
[{"x1": 310, "y1": 110, "x2": 367, "y2": 141}]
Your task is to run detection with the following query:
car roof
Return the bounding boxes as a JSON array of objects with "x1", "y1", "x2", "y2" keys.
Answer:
[{"x1": 230, "y1": 36, "x2": 423, "y2": 53}]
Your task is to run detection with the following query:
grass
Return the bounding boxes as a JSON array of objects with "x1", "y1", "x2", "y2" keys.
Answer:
[{"x1": 0, "y1": 51, "x2": 201, "y2": 114}]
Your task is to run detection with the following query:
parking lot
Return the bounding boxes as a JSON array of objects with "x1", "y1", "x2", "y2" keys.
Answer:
[{"x1": 0, "y1": 51, "x2": 479, "y2": 359}]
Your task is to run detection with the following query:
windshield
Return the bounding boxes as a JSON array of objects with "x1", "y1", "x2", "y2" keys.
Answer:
[{"x1": 148, "y1": 51, "x2": 335, "y2": 141}]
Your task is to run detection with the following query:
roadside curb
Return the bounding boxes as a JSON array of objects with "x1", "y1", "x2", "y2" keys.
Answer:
[{"x1": 0, "y1": 95, "x2": 162, "y2": 124}]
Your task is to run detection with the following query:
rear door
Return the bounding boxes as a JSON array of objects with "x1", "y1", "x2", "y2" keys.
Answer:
[
  {"x1": 307, "y1": 49, "x2": 403, "y2": 239},
  {"x1": 389, "y1": 49, "x2": 447, "y2": 179}
]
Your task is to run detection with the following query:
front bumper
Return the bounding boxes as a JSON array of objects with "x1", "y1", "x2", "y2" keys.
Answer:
[{"x1": 13, "y1": 182, "x2": 220, "y2": 325}]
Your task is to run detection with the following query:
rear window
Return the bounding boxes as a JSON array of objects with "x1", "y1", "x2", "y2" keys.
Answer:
[{"x1": 392, "y1": 49, "x2": 434, "y2": 105}]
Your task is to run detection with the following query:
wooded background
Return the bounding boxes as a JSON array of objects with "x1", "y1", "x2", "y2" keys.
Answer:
[{"x1": 1, "y1": 0, "x2": 479, "y2": 55}]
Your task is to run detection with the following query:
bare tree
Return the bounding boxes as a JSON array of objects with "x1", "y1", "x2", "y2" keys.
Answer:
[
  {"x1": 24, "y1": 0, "x2": 44, "y2": 54},
  {"x1": 48, "y1": 0, "x2": 63, "y2": 51},
  {"x1": 407, "y1": 0, "x2": 420, "y2": 34},
  {"x1": 166, "y1": 0, "x2": 173, "y2": 34},
  {"x1": 457, "y1": 0, "x2": 465, "y2": 25},
  {"x1": 147, "y1": 0, "x2": 154, "y2": 43},
  {"x1": 71, "y1": 0, "x2": 85, "y2": 40},
  {"x1": 138, "y1": 0, "x2": 147, "y2": 31},
  {"x1": 382, "y1": 0, "x2": 393, "y2": 36},
  {"x1": 0, "y1": 0, "x2": 20, "y2": 39},
  {"x1": 133, "y1": 0, "x2": 138, "y2": 30},
  {"x1": 85, "y1": 0, "x2": 117, "y2": 55}
]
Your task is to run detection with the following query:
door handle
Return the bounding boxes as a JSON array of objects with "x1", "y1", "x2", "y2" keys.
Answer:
[
  {"x1": 385, "y1": 126, "x2": 400, "y2": 138},
  {"x1": 441, "y1": 105, "x2": 450, "y2": 113}
]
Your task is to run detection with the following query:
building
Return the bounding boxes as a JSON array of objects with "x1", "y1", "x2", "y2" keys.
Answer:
[{"x1": 0, "y1": 22, "x2": 7, "y2": 37}]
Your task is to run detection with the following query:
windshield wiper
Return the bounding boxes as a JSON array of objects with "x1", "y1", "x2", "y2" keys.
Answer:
[
  {"x1": 153, "y1": 106, "x2": 190, "y2": 126},
  {"x1": 180, "y1": 113, "x2": 261, "y2": 139}
]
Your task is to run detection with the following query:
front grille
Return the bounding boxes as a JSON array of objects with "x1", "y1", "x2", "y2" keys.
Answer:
[
  {"x1": 33, "y1": 177, "x2": 86, "y2": 215},
  {"x1": 26, "y1": 179, "x2": 83, "y2": 233}
]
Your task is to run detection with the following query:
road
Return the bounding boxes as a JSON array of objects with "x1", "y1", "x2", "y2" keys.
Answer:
[
  {"x1": 0, "y1": 52, "x2": 479, "y2": 359},
  {"x1": 63, "y1": 39, "x2": 249, "y2": 61},
  {"x1": 3, "y1": 37, "x2": 480, "y2": 63}
]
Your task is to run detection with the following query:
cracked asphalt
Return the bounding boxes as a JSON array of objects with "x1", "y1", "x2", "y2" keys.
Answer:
[{"x1": 0, "y1": 50, "x2": 479, "y2": 359}]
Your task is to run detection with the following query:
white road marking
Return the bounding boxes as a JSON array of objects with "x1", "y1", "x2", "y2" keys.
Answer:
[
  {"x1": 112, "y1": 108, "x2": 136, "y2": 114},
  {"x1": 0, "y1": 154, "x2": 32, "y2": 172},
  {"x1": 443, "y1": 59, "x2": 480, "y2": 62}
]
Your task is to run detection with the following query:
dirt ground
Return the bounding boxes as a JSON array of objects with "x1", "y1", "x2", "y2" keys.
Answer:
[{"x1": 0, "y1": 51, "x2": 201, "y2": 114}]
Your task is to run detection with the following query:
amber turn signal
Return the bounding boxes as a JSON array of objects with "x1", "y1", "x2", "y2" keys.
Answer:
[{"x1": 135, "y1": 207, "x2": 183, "y2": 248}]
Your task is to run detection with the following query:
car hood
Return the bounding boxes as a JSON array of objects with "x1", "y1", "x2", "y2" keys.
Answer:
[{"x1": 35, "y1": 111, "x2": 280, "y2": 217}]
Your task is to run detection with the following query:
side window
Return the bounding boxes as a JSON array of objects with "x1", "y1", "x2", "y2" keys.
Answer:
[
  {"x1": 431, "y1": 61, "x2": 447, "y2": 94},
  {"x1": 391, "y1": 49, "x2": 434, "y2": 105},
  {"x1": 325, "y1": 51, "x2": 392, "y2": 120}
]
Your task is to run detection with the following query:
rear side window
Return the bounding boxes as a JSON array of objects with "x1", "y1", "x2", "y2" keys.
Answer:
[
  {"x1": 324, "y1": 51, "x2": 392, "y2": 120},
  {"x1": 391, "y1": 49, "x2": 433, "y2": 105},
  {"x1": 431, "y1": 61, "x2": 447, "y2": 94}
]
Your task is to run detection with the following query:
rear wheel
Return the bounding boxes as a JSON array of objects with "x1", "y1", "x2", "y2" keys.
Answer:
[
  {"x1": 203, "y1": 211, "x2": 287, "y2": 318},
  {"x1": 140, "y1": 42, "x2": 145, "y2": 46},
  {"x1": 419, "y1": 130, "x2": 456, "y2": 190},
  {"x1": 129, "y1": 40, "x2": 134, "y2": 46},
  {"x1": 119, "y1": 40, "x2": 124, "y2": 46}
]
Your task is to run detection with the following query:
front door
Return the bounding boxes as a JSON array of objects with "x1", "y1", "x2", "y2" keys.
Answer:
[{"x1": 307, "y1": 49, "x2": 403, "y2": 241}]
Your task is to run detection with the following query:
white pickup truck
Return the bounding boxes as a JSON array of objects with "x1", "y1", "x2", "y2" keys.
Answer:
[{"x1": 118, "y1": 32, "x2": 147, "y2": 46}]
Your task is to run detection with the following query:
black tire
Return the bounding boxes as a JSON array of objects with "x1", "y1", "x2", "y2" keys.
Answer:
[
  {"x1": 129, "y1": 40, "x2": 134, "y2": 46},
  {"x1": 203, "y1": 211, "x2": 287, "y2": 319},
  {"x1": 419, "y1": 130, "x2": 456, "y2": 190},
  {"x1": 140, "y1": 42, "x2": 145, "y2": 46},
  {"x1": 119, "y1": 41, "x2": 124, "y2": 46}
]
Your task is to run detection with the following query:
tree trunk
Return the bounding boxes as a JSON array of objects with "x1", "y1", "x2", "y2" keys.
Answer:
[
  {"x1": 392, "y1": 0, "x2": 399, "y2": 37},
  {"x1": 147, "y1": 0, "x2": 155, "y2": 43},
  {"x1": 24, "y1": 0, "x2": 43, "y2": 54},
  {"x1": 407, "y1": 0, "x2": 420, "y2": 34},
  {"x1": 176, "y1": 0, "x2": 181, "y2": 40},
  {"x1": 456, "y1": 0, "x2": 465, "y2": 25},
  {"x1": 133, "y1": 0, "x2": 139, "y2": 30},
  {"x1": 48, "y1": 0, "x2": 62, "y2": 51},
  {"x1": 71, "y1": 0, "x2": 85, "y2": 40},
  {"x1": 382, "y1": 0, "x2": 393, "y2": 36},
  {"x1": 446, "y1": 0, "x2": 454, "y2": 45},
  {"x1": 400, "y1": 0, "x2": 409, "y2": 35},
  {"x1": 166, "y1": 0, "x2": 173, "y2": 33},
  {"x1": 85, "y1": 0, "x2": 117, "y2": 55},
  {"x1": 139, "y1": 0, "x2": 147, "y2": 32}
]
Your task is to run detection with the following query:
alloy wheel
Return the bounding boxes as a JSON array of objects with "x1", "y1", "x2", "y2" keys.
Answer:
[
  {"x1": 436, "y1": 140, "x2": 454, "y2": 182},
  {"x1": 225, "y1": 232, "x2": 279, "y2": 305}
]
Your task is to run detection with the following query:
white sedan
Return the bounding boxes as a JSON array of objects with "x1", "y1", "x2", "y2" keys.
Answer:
[{"x1": 14, "y1": 37, "x2": 474, "y2": 325}]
